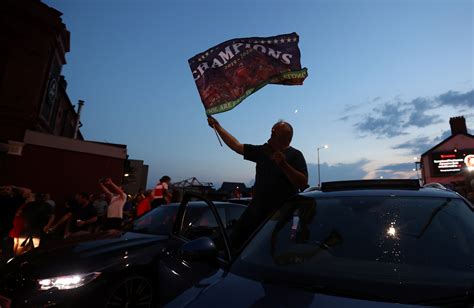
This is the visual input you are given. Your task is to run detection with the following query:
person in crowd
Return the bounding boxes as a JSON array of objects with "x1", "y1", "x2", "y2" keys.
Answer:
[
  {"x1": 92, "y1": 193, "x2": 108, "y2": 231},
  {"x1": 64, "y1": 192, "x2": 98, "y2": 237},
  {"x1": 151, "y1": 176, "x2": 171, "y2": 208},
  {"x1": 1, "y1": 186, "x2": 30, "y2": 259},
  {"x1": 100, "y1": 178, "x2": 127, "y2": 230},
  {"x1": 47, "y1": 194, "x2": 80, "y2": 236},
  {"x1": 44, "y1": 193, "x2": 56, "y2": 209},
  {"x1": 136, "y1": 190, "x2": 154, "y2": 217},
  {"x1": 21, "y1": 192, "x2": 55, "y2": 248},
  {"x1": 208, "y1": 116, "x2": 308, "y2": 250}
]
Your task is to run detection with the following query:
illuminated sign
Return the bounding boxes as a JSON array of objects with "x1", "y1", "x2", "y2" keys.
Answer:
[
  {"x1": 465, "y1": 154, "x2": 474, "y2": 171},
  {"x1": 432, "y1": 149, "x2": 474, "y2": 176}
]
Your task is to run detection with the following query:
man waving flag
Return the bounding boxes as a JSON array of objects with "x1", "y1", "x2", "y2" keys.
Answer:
[{"x1": 188, "y1": 32, "x2": 308, "y2": 115}]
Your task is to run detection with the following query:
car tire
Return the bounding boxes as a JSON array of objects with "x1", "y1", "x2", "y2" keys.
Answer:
[{"x1": 105, "y1": 275, "x2": 154, "y2": 308}]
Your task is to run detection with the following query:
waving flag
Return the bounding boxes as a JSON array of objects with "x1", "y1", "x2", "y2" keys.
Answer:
[{"x1": 188, "y1": 32, "x2": 308, "y2": 115}]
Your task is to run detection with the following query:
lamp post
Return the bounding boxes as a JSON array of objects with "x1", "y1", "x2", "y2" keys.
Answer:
[
  {"x1": 317, "y1": 145, "x2": 329, "y2": 187},
  {"x1": 413, "y1": 156, "x2": 421, "y2": 184}
]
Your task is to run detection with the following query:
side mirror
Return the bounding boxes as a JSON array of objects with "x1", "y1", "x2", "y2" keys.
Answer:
[{"x1": 180, "y1": 237, "x2": 218, "y2": 261}]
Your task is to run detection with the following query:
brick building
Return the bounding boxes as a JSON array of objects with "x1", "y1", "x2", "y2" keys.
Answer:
[
  {"x1": 0, "y1": 0, "x2": 147, "y2": 205},
  {"x1": 421, "y1": 116, "x2": 474, "y2": 194}
]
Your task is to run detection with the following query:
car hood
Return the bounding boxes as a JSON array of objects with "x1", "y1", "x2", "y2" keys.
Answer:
[
  {"x1": 169, "y1": 271, "x2": 438, "y2": 308},
  {"x1": 5, "y1": 231, "x2": 167, "y2": 278}
]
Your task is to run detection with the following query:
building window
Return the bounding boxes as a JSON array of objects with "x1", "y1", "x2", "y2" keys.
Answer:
[{"x1": 40, "y1": 54, "x2": 61, "y2": 125}]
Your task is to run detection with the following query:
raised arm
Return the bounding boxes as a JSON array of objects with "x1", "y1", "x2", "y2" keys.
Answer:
[
  {"x1": 105, "y1": 178, "x2": 125, "y2": 200},
  {"x1": 99, "y1": 181, "x2": 113, "y2": 198},
  {"x1": 207, "y1": 116, "x2": 244, "y2": 155}
]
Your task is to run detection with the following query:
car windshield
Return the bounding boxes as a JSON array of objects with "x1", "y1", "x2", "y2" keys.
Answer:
[
  {"x1": 130, "y1": 206, "x2": 179, "y2": 235},
  {"x1": 232, "y1": 194, "x2": 474, "y2": 303},
  {"x1": 130, "y1": 204, "x2": 211, "y2": 236}
]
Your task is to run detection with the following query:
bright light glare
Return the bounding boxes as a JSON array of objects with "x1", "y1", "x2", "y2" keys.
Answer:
[
  {"x1": 38, "y1": 272, "x2": 101, "y2": 290},
  {"x1": 294, "y1": 109, "x2": 298, "y2": 114},
  {"x1": 324, "y1": 145, "x2": 328, "y2": 149},
  {"x1": 387, "y1": 226, "x2": 397, "y2": 237}
]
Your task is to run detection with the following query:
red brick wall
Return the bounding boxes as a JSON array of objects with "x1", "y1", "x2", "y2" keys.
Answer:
[{"x1": 0, "y1": 144, "x2": 124, "y2": 209}]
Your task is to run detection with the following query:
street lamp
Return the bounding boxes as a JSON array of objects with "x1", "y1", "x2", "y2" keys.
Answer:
[
  {"x1": 317, "y1": 145, "x2": 329, "y2": 187},
  {"x1": 413, "y1": 157, "x2": 421, "y2": 183}
]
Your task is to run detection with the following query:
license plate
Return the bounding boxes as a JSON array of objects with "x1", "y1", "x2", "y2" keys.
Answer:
[{"x1": 0, "y1": 294, "x2": 11, "y2": 308}]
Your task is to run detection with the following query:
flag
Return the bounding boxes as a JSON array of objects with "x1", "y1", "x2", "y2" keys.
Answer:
[{"x1": 188, "y1": 32, "x2": 308, "y2": 115}]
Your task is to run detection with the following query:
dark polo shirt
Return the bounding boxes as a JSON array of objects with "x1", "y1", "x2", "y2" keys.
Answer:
[{"x1": 244, "y1": 143, "x2": 308, "y2": 216}]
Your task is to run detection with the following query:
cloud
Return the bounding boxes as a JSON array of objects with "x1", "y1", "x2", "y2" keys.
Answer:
[
  {"x1": 437, "y1": 90, "x2": 474, "y2": 108},
  {"x1": 392, "y1": 136, "x2": 435, "y2": 155},
  {"x1": 338, "y1": 115, "x2": 349, "y2": 121},
  {"x1": 307, "y1": 159, "x2": 370, "y2": 185},
  {"x1": 353, "y1": 89, "x2": 473, "y2": 139},
  {"x1": 392, "y1": 129, "x2": 452, "y2": 155},
  {"x1": 354, "y1": 102, "x2": 409, "y2": 138},
  {"x1": 373, "y1": 163, "x2": 419, "y2": 180},
  {"x1": 377, "y1": 163, "x2": 416, "y2": 172},
  {"x1": 406, "y1": 98, "x2": 443, "y2": 128},
  {"x1": 433, "y1": 130, "x2": 452, "y2": 143}
]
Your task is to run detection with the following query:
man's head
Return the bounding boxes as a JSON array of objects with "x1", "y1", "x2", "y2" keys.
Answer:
[
  {"x1": 160, "y1": 176, "x2": 171, "y2": 183},
  {"x1": 269, "y1": 121, "x2": 293, "y2": 151},
  {"x1": 77, "y1": 192, "x2": 90, "y2": 206}
]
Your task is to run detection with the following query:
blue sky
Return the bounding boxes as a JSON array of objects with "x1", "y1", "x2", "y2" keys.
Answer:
[{"x1": 43, "y1": 0, "x2": 473, "y2": 189}]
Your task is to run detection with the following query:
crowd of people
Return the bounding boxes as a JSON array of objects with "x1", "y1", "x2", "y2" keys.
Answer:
[{"x1": 0, "y1": 176, "x2": 175, "y2": 261}]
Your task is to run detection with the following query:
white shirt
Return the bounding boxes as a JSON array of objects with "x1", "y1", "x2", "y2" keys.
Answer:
[{"x1": 107, "y1": 193, "x2": 127, "y2": 219}]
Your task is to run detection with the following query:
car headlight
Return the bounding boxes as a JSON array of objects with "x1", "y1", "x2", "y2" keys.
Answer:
[{"x1": 38, "y1": 272, "x2": 101, "y2": 290}]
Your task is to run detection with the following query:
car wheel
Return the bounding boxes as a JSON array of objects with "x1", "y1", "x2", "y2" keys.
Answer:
[{"x1": 105, "y1": 276, "x2": 153, "y2": 308}]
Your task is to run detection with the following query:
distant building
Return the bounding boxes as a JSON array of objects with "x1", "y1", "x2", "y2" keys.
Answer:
[
  {"x1": 218, "y1": 182, "x2": 250, "y2": 199},
  {"x1": 171, "y1": 177, "x2": 218, "y2": 200},
  {"x1": 421, "y1": 116, "x2": 474, "y2": 194},
  {"x1": 122, "y1": 159, "x2": 149, "y2": 195}
]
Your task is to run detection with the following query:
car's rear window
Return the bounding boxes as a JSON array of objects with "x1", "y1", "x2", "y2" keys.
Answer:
[{"x1": 233, "y1": 194, "x2": 474, "y2": 302}]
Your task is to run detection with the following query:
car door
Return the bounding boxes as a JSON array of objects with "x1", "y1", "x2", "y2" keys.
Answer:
[{"x1": 157, "y1": 193, "x2": 232, "y2": 304}]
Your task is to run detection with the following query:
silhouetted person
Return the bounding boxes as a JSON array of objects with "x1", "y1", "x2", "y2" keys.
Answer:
[{"x1": 208, "y1": 116, "x2": 308, "y2": 250}]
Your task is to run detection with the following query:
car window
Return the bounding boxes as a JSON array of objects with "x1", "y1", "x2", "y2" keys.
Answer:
[
  {"x1": 190, "y1": 207, "x2": 226, "y2": 229},
  {"x1": 232, "y1": 194, "x2": 474, "y2": 302},
  {"x1": 226, "y1": 206, "x2": 245, "y2": 229},
  {"x1": 180, "y1": 204, "x2": 227, "y2": 257},
  {"x1": 131, "y1": 206, "x2": 178, "y2": 235}
]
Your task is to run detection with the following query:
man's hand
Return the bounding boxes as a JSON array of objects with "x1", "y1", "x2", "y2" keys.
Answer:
[
  {"x1": 271, "y1": 151, "x2": 287, "y2": 167},
  {"x1": 207, "y1": 115, "x2": 220, "y2": 129}
]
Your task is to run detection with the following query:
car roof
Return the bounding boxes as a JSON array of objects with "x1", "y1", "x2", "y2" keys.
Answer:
[
  {"x1": 301, "y1": 180, "x2": 461, "y2": 199},
  {"x1": 166, "y1": 201, "x2": 246, "y2": 208}
]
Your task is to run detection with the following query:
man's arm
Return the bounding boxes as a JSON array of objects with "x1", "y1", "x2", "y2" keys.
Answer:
[
  {"x1": 99, "y1": 182, "x2": 113, "y2": 198},
  {"x1": 78, "y1": 216, "x2": 98, "y2": 226},
  {"x1": 105, "y1": 178, "x2": 125, "y2": 199},
  {"x1": 208, "y1": 116, "x2": 244, "y2": 155},
  {"x1": 272, "y1": 152, "x2": 308, "y2": 190}
]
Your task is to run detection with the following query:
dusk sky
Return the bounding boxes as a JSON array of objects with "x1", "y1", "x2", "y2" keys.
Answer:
[{"x1": 43, "y1": 0, "x2": 473, "y2": 189}]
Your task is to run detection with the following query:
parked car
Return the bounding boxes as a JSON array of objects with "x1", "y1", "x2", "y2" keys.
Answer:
[
  {"x1": 168, "y1": 180, "x2": 474, "y2": 307},
  {"x1": 423, "y1": 182, "x2": 455, "y2": 191},
  {"x1": 227, "y1": 197, "x2": 252, "y2": 206},
  {"x1": 0, "y1": 196, "x2": 246, "y2": 308}
]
